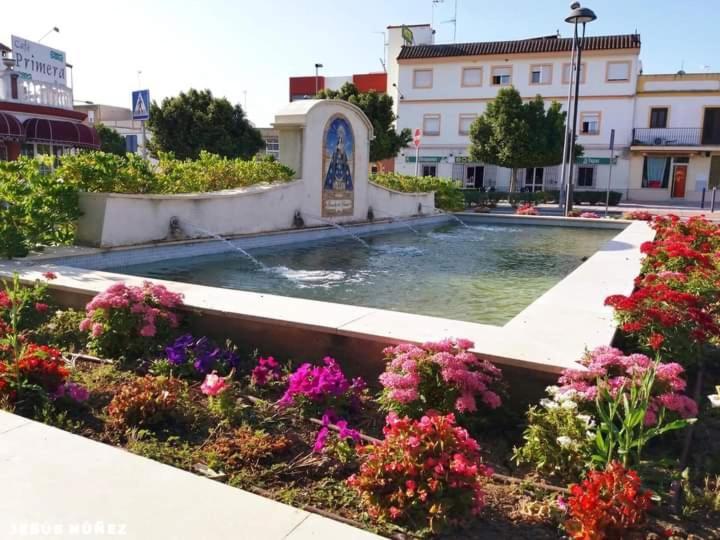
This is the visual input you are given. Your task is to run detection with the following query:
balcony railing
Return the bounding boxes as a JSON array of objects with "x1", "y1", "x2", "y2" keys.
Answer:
[{"x1": 632, "y1": 128, "x2": 702, "y2": 146}]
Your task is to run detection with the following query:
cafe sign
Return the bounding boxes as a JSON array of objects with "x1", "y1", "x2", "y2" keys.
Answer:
[{"x1": 11, "y1": 35, "x2": 67, "y2": 85}]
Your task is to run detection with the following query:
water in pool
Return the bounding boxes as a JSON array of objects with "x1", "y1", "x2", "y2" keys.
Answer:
[{"x1": 117, "y1": 223, "x2": 616, "y2": 325}]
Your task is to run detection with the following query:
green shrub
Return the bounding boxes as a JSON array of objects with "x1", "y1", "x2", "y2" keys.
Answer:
[
  {"x1": 370, "y1": 172, "x2": 464, "y2": 211},
  {"x1": 33, "y1": 308, "x2": 88, "y2": 352},
  {"x1": 512, "y1": 395, "x2": 595, "y2": 482},
  {"x1": 154, "y1": 151, "x2": 294, "y2": 193},
  {"x1": 57, "y1": 150, "x2": 293, "y2": 195},
  {"x1": 57, "y1": 151, "x2": 157, "y2": 193},
  {"x1": 461, "y1": 189, "x2": 621, "y2": 207},
  {"x1": 0, "y1": 157, "x2": 81, "y2": 258}
]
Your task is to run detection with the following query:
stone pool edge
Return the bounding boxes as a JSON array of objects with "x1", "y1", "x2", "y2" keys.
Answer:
[{"x1": 0, "y1": 216, "x2": 653, "y2": 374}]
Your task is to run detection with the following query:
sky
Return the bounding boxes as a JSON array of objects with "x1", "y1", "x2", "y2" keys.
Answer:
[{"x1": 4, "y1": 0, "x2": 719, "y2": 127}]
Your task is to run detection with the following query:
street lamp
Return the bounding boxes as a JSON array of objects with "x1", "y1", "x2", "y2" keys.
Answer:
[
  {"x1": 562, "y1": 3, "x2": 596, "y2": 215},
  {"x1": 314, "y1": 63, "x2": 323, "y2": 96}
]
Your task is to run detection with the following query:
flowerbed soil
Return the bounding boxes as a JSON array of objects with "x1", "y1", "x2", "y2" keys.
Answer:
[{"x1": 18, "y1": 357, "x2": 718, "y2": 540}]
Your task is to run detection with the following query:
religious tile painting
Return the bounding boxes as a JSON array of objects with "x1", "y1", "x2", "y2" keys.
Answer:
[{"x1": 322, "y1": 115, "x2": 354, "y2": 217}]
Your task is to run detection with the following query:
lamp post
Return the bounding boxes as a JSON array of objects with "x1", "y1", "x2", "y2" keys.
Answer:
[
  {"x1": 563, "y1": 3, "x2": 596, "y2": 216},
  {"x1": 38, "y1": 27, "x2": 60, "y2": 42},
  {"x1": 314, "y1": 63, "x2": 323, "y2": 96}
]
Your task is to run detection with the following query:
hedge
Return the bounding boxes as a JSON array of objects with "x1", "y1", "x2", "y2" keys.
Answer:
[
  {"x1": 461, "y1": 189, "x2": 622, "y2": 207},
  {"x1": 57, "y1": 151, "x2": 295, "y2": 195},
  {"x1": 371, "y1": 173, "x2": 464, "y2": 212}
]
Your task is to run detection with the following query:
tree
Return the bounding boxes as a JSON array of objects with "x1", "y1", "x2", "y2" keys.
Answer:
[
  {"x1": 317, "y1": 83, "x2": 411, "y2": 163},
  {"x1": 469, "y1": 87, "x2": 581, "y2": 192},
  {"x1": 96, "y1": 123, "x2": 127, "y2": 156},
  {"x1": 147, "y1": 89, "x2": 264, "y2": 160}
]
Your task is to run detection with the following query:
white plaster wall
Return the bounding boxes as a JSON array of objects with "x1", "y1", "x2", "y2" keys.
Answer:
[
  {"x1": 77, "y1": 181, "x2": 307, "y2": 248},
  {"x1": 634, "y1": 94, "x2": 720, "y2": 129},
  {"x1": 397, "y1": 52, "x2": 638, "y2": 103},
  {"x1": 367, "y1": 183, "x2": 434, "y2": 217}
]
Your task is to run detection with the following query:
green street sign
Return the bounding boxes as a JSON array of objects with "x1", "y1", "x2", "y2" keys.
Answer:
[
  {"x1": 576, "y1": 156, "x2": 617, "y2": 165},
  {"x1": 405, "y1": 156, "x2": 443, "y2": 163}
]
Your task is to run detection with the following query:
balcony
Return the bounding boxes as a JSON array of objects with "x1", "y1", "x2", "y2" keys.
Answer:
[{"x1": 631, "y1": 128, "x2": 702, "y2": 147}]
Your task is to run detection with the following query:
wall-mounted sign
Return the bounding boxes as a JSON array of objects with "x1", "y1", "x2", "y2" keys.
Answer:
[
  {"x1": 454, "y1": 156, "x2": 470, "y2": 163},
  {"x1": 576, "y1": 156, "x2": 617, "y2": 165},
  {"x1": 322, "y1": 115, "x2": 355, "y2": 217},
  {"x1": 405, "y1": 156, "x2": 443, "y2": 163},
  {"x1": 11, "y1": 35, "x2": 67, "y2": 85}
]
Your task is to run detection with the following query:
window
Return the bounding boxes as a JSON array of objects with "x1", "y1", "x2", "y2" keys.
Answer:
[
  {"x1": 649, "y1": 107, "x2": 668, "y2": 128},
  {"x1": 491, "y1": 66, "x2": 512, "y2": 86},
  {"x1": 642, "y1": 156, "x2": 671, "y2": 188},
  {"x1": 530, "y1": 64, "x2": 552, "y2": 85},
  {"x1": 607, "y1": 61, "x2": 630, "y2": 81},
  {"x1": 524, "y1": 167, "x2": 544, "y2": 192},
  {"x1": 21, "y1": 144, "x2": 35, "y2": 158},
  {"x1": 458, "y1": 114, "x2": 477, "y2": 135},
  {"x1": 461, "y1": 67, "x2": 483, "y2": 87},
  {"x1": 423, "y1": 114, "x2": 441, "y2": 136},
  {"x1": 702, "y1": 107, "x2": 720, "y2": 145},
  {"x1": 580, "y1": 112, "x2": 601, "y2": 135},
  {"x1": 413, "y1": 69, "x2": 433, "y2": 88},
  {"x1": 562, "y1": 62, "x2": 586, "y2": 84},
  {"x1": 264, "y1": 136, "x2": 279, "y2": 159},
  {"x1": 422, "y1": 164, "x2": 437, "y2": 177},
  {"x1": 577, "y1": 166, "x2": 595, "y2": 187}
]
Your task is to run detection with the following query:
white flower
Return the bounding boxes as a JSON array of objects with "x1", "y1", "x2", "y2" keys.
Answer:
[
  {"x1": 577, "y1": 414, "x2": 596, "y2": 428},
  {"x1": 556, "y1": 436, "x2": 574, "y2": 448},
  {"x1": 561, "y1": 400, "x2": 578, "y2": 410},
  {"x1": 545, "y1": 385, "x2": 559, "y2": 396},
  {"x1": 557, "y1": 389, "x2": 577, "y2": 402},
  {"x1": 709, "y1": 394, "x2": 720, "y2": 408},
  {"x1": 540, "y1": 398, "x2": 558, "y2": 410}
]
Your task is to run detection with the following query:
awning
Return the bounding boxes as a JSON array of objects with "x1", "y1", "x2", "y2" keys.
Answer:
[
  {"x1": 0, "y1": 112, "x2": 23, "y2": 142},
  {"x1": 23, "y1": 118, "x2": 100, "y2": 149}
]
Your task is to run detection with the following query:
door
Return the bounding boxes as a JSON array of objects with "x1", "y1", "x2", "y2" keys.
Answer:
[
  {"x1": 467, "y1": 166, "x2": 484, "y2": 188},
  {"x1": 672, "y1": 164, "x2": 687, "y2": 198},
  {"x1": 525, "y1": 167, "x2": 544, "y2": 192}
]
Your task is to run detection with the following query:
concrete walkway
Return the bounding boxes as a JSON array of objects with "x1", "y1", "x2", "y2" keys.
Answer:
[{"x1": 0, "y1": 411, "x2": 381, "y2": 540}]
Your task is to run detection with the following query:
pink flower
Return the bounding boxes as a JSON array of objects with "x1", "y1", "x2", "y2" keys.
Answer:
[
  {"x1": 42, "y1": 271, "x2": 57, "y2": 280},
  {"x1": 79, "y1": 318, "x2": 92, "y2": 332},
  {"x1": 139, "y1": 324, "x2": 156, "y2": 337},
  {"x1": 91, "y1": 323, "x2": 104, "y2": 337},
  {"x1": 200, "y1": 371, "x2": 228, "y2": 396},
  {"x1": 35, "y1": 302, "x2": 49, "y2": 313}
]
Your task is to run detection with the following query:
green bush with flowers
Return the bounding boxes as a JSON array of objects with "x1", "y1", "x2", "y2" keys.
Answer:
[{"x1": 0, "y1": 157, "x2": 81, "y2": 258}]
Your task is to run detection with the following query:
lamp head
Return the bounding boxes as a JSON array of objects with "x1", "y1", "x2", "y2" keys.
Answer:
[{"x1": 565, "y1": 6, "x2": 597, "y2": 24}]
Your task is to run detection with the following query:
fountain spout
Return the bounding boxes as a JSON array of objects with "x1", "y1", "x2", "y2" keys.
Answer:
[
  {"x1": 293, "y1": 210, "x2": 305, "y2": 228},
  {"x1": 168, "y1": 216, "x2": 182, "y2": 237}
]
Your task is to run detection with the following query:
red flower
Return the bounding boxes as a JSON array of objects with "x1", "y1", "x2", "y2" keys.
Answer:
[
  {"x1": 564, "y1": 462, "x2": 653, "y2": 539},
  {"x1": 34, "y1": 303, "x2": 49, "y2": 314},
  {"x1": 42, "y1": 272, "x2": 57, "y2": 280},
  {"x1": 648, "y1": 333, "x2": 665, "y2": 351},
  {"x1": 17, "y1": 344, "x2": 69, "y2": 393}
]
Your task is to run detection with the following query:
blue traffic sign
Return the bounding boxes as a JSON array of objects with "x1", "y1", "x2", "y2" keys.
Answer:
[{"x1": 131, "y1": 89, "x2": 150, "y2": 120}]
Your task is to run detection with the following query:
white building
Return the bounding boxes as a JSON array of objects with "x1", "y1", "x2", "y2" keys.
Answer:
[
  {"x1": 629, "y1": 73, "x2": 720, "y2": 201},
  {"x1": 387, "y1": 25, "x2": 640, "y2": 195}
]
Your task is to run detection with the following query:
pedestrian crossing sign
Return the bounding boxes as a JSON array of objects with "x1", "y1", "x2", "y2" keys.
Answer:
[{"x1": 131, "y1": 89, "x2": 150, "y2": 120}]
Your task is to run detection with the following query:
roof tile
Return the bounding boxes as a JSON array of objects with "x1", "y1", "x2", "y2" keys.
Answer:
[{"x1": 397, "y1": 34, "x2": 640, "y2": 60}]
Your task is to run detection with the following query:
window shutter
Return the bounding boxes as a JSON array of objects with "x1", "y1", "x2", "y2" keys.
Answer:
[{"x1": 607, "y1": 62, "x2": 630, "y2": 81}]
